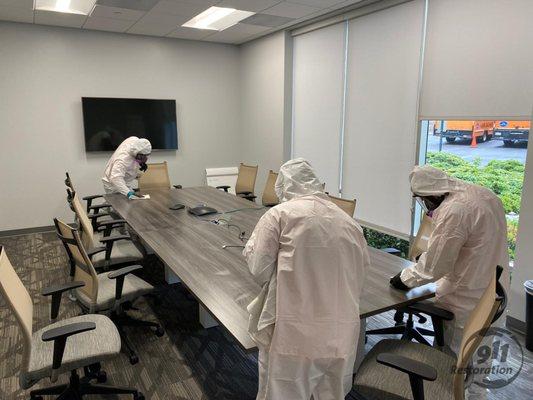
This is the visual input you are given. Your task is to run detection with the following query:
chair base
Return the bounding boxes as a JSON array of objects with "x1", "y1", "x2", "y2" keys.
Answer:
[
  {"x1": 366, "y1": 311, "x2": 435, "y2": 347},
  {"x1": 112, "y1": 310, "x2": 164, "y2": 365},
  {"x1": 30, "y1": 369, "x2": 143, "y2": 400}
]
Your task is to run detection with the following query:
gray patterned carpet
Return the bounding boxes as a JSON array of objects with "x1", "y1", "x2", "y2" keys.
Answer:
[{"x1": 0, "y1": 232, "x2": 531, "y2": 399}]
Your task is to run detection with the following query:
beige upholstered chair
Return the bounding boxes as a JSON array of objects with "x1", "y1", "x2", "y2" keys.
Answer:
[
  {"x1": 354, "y1": 266, "x2": 505, "y2": 400},
  {"x1": 328, "y1": 194, "x2": 357, "y2": 218},
  {"x1": 65, "y1": 172, "x2": 110, "y2": 215},
  {"x1": 262, "y1": 170, "x2": 279, "y2": 207},
  {"x1": 66, "y1": 189, "x2": 143, "y2": 271},
  {"x1": 216, "y1": 163, "x2": 258, "y2": 201},
  {"x1": 0, "y1": 246, "x2": 143, "y2": 399},
  {"x1": 138, "y1": 161, "x2": 171, "y2": 190},
  {"x1": 54, "y1": 219, "x2": 163, "y2": 365}
]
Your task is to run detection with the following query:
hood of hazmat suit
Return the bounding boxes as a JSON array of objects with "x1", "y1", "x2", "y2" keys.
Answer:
[
  {"x1": 244, "y1": 158, "x2": 370, "y2": 399},
  {"x1": 401, "y1": 165, "x2": 509, "y2": 354},
  {"x1": 101, "y1": 137, "x2": 152, "y2": 196}
]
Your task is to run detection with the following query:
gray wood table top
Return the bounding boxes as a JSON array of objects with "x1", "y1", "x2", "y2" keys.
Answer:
[{"x1": 105, "y1": 187, "x2": 435, "y2": 351}]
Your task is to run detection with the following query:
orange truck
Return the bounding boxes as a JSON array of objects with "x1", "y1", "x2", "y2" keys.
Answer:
[
  {"x1": 440, "y1": 120, "x2": 495, "y2": 144},
  {"x1": 493, "y1": 120, "x2": 530, "y2": 146}
]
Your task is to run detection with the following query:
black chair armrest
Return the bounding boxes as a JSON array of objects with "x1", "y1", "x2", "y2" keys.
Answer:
[
  {"x1": 96, "y1": 219, "x2": 126, "y2": 236},
  {"x1": 382, "y1": 247, "x2": 402, "y2": 256},
  {"x1": 42, "y1": 281, "x2": 85, "y2": 321},
  {"x1": 173, "y1": 185, "x2": 183, "y2": 189},
  {"x1": 88, "y1": 212, "x2": 111, "y2": 221},
  {"x1": 88, "y1": 203, "x2": 111, "y2": 212},
  {"x1": 216, "y1": 185, "x2": 230, "y2": 192},
  {"x1": 377, "y1": 353, "x2": 437, "y2": 400},
  {"x1": 405, "y1": 301, "x2": 454, "y2": 321},
  {"x1": 237, "y1": 191, "x2": 253, "y2": 195},
  {"x1": 82, "y1": 194, "x2": 105, "y2": 211},
  {"x1": 108, "y1": 265, "x2": 143, "y2": 300},
  {"x1": 82, "y1": 194, "x2": 104, "y2": 201},
  {"x1": 100, "y1": 234, "x2": 131, "y2": 260},
  {"x1": 86, "y1": 246, "x2": 106, "y2": 259},
  {"x1": 42, "y1": 322, "x2": 96, "y2": 381}
]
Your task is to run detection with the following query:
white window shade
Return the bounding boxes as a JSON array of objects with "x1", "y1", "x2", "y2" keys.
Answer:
[
  {"x1": 420, "y1": 0, "x2": 533, "y2": 119},
  {"x1": 342, "y1": 0, "x2": 424, "y2": 237},
  {"x1": 292, "y1": 22, "x2": 346, "y2": 195}
]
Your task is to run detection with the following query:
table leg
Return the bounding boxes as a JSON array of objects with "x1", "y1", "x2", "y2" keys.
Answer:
[
  {"x1": 199, "y1": 305, "x2": 219, "y2": 329},
  {"x1": 164, "y1": 265, "x2": 181, "y2": 284},
  {"x1": 354, "y1": 318, "x2": 367, "y2": 373}
]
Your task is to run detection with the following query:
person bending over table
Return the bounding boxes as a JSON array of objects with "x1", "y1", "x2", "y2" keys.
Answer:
[{"x1": 243, "y1": 158, "x2": 370, "y2": 400}]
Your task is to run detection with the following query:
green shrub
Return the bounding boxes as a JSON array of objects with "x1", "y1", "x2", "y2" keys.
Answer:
[
  {"x1": 363, "y1": 227, "x2": 410, "y2": 259},
  {"x1": 507, "y1": 218, "x2": 518, "y2": 260},
  {"x1": 426, "y1": 152, "x2": 524, "y2": 214}
]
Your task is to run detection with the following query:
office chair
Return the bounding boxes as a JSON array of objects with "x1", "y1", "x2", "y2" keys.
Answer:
[
  {"x1": 217, "y1": 163, "x2": 258, "y2": 202},
  {"x1": 353, "y1": 265, "x2": 506, "y2": 400},
  {"x1": 54, "y1": 219, "x2": 163, "y2": 365},
  {"x1": 137, "y1": 161, "x2": 182, "y2": 191},
  {"x1": 65, "y1": 172, "x2": 111, "y2": 216},
  {"x1": 262, "y1": 170, "x2": 279, "y2": 206},
  {"x1": 66, "y1": 189, "x2": 144, "y2": 271},
  {"x1": 327, "y1": 194, "x2": 357, "y2": 217},
  {"x1": 0, "y1": 246, "x2": 144, "y2": 400},
  {"x1": 367, "y1": 214, "x2": 454, "y2": 346}
]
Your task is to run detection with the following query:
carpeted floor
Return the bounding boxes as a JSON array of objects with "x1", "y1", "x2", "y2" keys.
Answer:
[{"x1": 0, "y1": 232, "x2": 531, "y2": 399}]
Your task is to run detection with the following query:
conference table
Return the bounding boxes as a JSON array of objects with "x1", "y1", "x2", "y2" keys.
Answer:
[{"x1": 105, "y1": 186, "x2": 435, "y2": 353}]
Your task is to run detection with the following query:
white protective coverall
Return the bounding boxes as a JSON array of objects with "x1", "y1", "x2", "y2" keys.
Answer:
[
  {"x1": 102, "y1": 136, "x2": 152, "y2": 196},
  {"x1": 400, "y1": 165, "x2": 509, "y2": 399},
  {"x1": 243, "y1": 158, "x2": 370, "y2": 400}
]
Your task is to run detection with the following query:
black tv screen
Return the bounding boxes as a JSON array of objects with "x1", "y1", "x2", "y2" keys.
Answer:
[{"x1": 82, "y1": 97, "x2": 178, "y2": 152}]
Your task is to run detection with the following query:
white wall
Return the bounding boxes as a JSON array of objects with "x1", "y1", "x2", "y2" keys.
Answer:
[
  {"x1": 239, "y1": 32, "x2": 289, "y2": 201},
  {"x1": 0, "y1": 22, "x2": 242, "y2": 231}
]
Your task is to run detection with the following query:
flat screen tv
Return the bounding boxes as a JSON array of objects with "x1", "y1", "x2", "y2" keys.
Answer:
[{"x1": 82, "y1": 97, "x2": 178, "y2": 152}]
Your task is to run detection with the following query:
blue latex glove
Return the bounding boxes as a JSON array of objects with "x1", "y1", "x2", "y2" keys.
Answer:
[{"x1": 127, "y1": 191, "x2": 135, "y2": 199}]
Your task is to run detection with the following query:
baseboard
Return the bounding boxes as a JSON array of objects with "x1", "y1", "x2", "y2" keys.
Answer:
[
  {"x1": 0, "y1": 225, "x2": 56, "y2": 238},
  {"x1": 506, "y1": 315, "x2": 526, "y2": 335}
]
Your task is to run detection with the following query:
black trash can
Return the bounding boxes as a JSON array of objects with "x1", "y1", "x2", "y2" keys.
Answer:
[{"x1": 525, "y1": 280, "x2": 533, "y2": 351}]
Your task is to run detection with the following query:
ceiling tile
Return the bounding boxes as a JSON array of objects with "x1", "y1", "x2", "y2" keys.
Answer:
[
  {"x1": 149, "y1": 1, "x2": 209, "y2": 17},
  {"x1": 0, "y1": 6, "x2": 33, "y2": 23},
  {"x1": 84, "y1": 16, "x2": 136, "y2": 32},
  {"x1": 263, "y1": 1, "x2": 320, "y2": 19},
  {"x1": 289, "y1": 0, "x2": 344, "y2": 8},
  {"x1": 216, "y1": 0, "x2": 281, "y2": 13},
  {"x1": 0, "y1": 0, "x2": 33, "y2": 8},
  {"x1": 327, "y1": 0, "x2": 364, "y2": 11},
  {"x1": 90, "y1": 5, "x2": 145, "y2": 21},
  {"x1": 167, "y1": 26, "x2": 213, "y2": 40},
  {"x1": 95, "y1": 0, "x2": 159, "y2": 12},
  {"x1": 203, "y1": 22, "x2": 271, "y2": 44},
  {"x1": 34, "y1": 10, "x2": 88, "y2": 28},
  {"x1": 127, "y1": 12, "x2": 188, "y2": 36},
  {"x1": 242, "y1": 13, "x2": 293, "y2": 28}
]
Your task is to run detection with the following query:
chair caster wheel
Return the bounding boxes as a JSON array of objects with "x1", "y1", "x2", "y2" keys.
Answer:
[
  {"x1": 97, "y1": 371, "x2": 107, "y2": 383},
  {"x1": 135, "y1": 392, "x2": 145, "y2": 400},
  {"x1": 155, "y1": 327, "x2": 164, "y2": 337},
  {"x1": 129, "y1": 355, "x2": 139, "y2": 365}
]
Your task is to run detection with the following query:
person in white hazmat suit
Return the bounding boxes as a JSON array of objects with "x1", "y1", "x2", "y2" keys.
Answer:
[
  {"x1": 102, "y1": 136, "x2": 152, "y2": 198},
  {"x1": 243, "y1": 158, "x2": 370, "y2": 400},
  {"x1": 390, "y1": 165, "x2": 509, "y2": 399}
]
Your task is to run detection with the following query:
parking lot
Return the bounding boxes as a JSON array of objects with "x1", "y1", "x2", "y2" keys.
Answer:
[{"x1": 427, "y1": 133, "x2": 527, "y2": 165}]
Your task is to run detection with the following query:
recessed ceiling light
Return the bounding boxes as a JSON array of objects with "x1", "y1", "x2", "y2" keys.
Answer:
[
  {"x1": 34, "y1": 0, "x2": 97, "y2": 15},
  {"x1": 182, "y1": 6, "x2": 255, "y2": 31}
]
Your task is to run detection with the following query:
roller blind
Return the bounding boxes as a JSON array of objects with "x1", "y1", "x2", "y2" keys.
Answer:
[
  {"x1": 342, "y1": 0, "x2": 424, "y2": 237},
  {"x1": 292, "y1": 22, "x2": 346, "y2": 195},
  {"x1": 420, "y1": 0, "x2": 533, "y2": 119}
]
